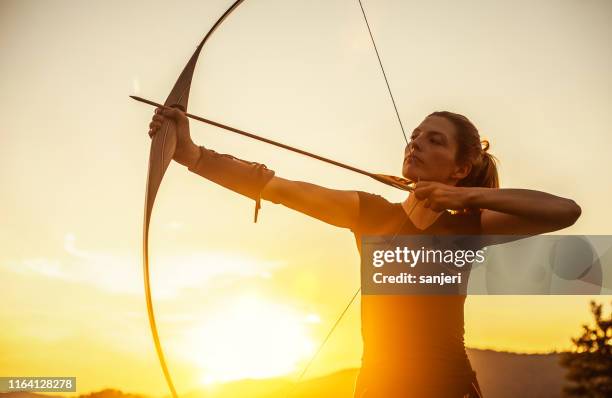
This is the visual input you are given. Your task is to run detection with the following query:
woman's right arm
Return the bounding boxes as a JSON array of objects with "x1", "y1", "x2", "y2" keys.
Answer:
[{"x1": 262, "y1": 176, "x2": 360, "y2": 229}]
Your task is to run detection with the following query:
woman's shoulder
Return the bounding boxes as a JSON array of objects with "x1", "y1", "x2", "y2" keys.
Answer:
[
  {"x1": 353, "y1": 191, "x2": 405, "y2": 233},
  {"x1": 356, "y1": 191, "x2": 395, "y2": 206},
  {"x1": 356, "y1": 191, "x2": 404, "y2": 214}
]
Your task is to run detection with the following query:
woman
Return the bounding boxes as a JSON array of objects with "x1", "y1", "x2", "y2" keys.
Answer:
[{"x1": 148, "y1": 108, "x2": 581, "y2": 397}]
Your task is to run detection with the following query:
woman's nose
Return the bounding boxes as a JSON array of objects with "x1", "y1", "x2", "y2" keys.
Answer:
[{"x1": 408, "y1": 139, "x2": 421, "y2": 154}]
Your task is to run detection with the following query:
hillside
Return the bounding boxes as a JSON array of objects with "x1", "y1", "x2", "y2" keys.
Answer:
[{"x1": 0, "y1": 348, "x2": 568, "y2": 398}]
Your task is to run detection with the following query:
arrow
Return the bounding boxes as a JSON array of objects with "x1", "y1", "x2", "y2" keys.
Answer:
[{"x1": 132, "y1": 95, "x2": 414, "y2": 192}]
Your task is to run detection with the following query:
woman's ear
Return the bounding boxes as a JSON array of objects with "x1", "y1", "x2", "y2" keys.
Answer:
[{"x1": 451, "y1": 162, "x2": 472, "y2": 181}]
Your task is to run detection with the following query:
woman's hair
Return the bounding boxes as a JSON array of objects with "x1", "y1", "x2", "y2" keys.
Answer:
[{"x1": 428, "y1": 111, "x2": 499, "y2": 189}]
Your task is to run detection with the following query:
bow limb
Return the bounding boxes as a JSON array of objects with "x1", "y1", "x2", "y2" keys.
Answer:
[{"x1": 142, "y1": 1, "x2": 246, "y2": 397}]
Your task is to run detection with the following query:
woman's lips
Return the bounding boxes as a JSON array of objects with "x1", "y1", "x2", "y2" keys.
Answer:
[{"x1": 405, "y1": 155, "x2": 423, "y2": 164}]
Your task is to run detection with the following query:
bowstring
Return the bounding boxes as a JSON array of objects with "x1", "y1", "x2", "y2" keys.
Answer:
[
  {"x1": 358, "y1": 0, "x2": 408, "y2": 145},
  {"x1": 286, "y1": 217, "x2": 411, "y2": 397},
  {"x1": 287, "y1": 1, "x2": 410, "y2": 394},
  {"x1": 287, "y1": 195, "x2": 418, "y2": 396}
]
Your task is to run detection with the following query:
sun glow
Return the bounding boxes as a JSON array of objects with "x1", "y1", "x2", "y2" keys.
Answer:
[{"x1": 187, "y1": 295, "x2": 316, "y2": 385}]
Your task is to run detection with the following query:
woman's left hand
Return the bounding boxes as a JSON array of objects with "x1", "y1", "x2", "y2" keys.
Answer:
[{"x1": 413, "y1": 181, "x2": 473, "y2": 212}]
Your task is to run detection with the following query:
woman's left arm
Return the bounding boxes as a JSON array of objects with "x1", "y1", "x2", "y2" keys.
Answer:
[
  {"x1": 413, "y1": 182, "x2": 582, "y2": 235},
  {"x1": 468, "y1": 188, "x2": 582, "y2": 234}
]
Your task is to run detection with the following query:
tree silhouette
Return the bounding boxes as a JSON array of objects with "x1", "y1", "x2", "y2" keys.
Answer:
[{"x1": 559, "y1": 300, "x2": 612, "y2": 397}]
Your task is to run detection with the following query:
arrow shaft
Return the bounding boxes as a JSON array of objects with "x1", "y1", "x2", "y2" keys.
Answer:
[{"x1": 132, "y1": 95, "x2": 413, "y2": 191}]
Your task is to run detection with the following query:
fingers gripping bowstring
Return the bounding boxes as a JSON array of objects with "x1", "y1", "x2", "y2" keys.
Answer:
[{"x1": 358, "y1": 0, "x2": 408, "y2": 145}]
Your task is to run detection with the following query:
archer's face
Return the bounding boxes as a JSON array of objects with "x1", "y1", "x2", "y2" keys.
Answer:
[{"x1": 402, "y1": 115, "x2": 462, "y2": 184}]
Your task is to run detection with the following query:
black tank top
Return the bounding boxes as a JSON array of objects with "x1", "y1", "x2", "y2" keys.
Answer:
[{"x1": 351, "y1": 191, "x2": 483, "y2": 397}]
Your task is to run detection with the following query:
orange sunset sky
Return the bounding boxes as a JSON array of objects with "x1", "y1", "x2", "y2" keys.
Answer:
[{"x1": 1, "y1": 0, "x2": 611, "y2": 396}]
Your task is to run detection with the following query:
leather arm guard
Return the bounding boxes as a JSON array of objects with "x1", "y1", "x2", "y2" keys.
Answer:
[{"x1": 187, "y1": 146, "x2": 275, "y2": 222}]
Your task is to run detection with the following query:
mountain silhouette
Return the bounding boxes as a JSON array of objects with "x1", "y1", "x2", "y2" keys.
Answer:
[{"x1": 0, "y1": 349, "x2": 567, "y2": 398}]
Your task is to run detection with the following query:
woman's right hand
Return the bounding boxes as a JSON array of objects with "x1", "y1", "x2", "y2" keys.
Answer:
[{"x1": 148, "y1": 106, "x2": 201, "y2": 168}]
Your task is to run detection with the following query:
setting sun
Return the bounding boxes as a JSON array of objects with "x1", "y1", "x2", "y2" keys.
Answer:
[{"x1": 185, "y1": 295, "x2": 316, "y2": 385}]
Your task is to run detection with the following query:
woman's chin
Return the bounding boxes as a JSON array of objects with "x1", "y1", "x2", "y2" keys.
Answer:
[{"x1": 403, "y1": 165, "x2": 423, "y2": 181}]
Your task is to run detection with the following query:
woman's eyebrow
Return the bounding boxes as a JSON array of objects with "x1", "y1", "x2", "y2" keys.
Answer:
[{"x1": 412, "y1": 128, "x2": 446, "y2": 137}]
